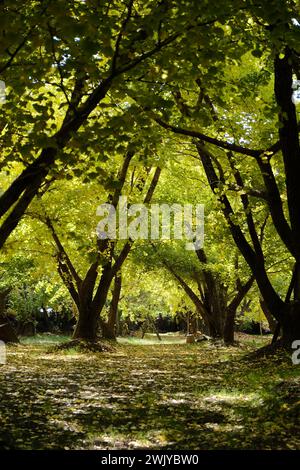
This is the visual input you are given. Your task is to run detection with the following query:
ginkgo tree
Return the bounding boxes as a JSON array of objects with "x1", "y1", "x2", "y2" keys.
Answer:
[
  {"x1": 128, "y1": 154, "x2": 256, "y2": 343},
  {"x1": 2, "y1": 0, "x2": 300, "y2": 352},
  {"x1": 22, "y1": 138, "x2": 161, "y2": 341},
  {"x1": 0, "y1": 0, "x2": 240, "y2": 249},
  {"x1": 128, "y1": 0, "x2": 300, "y2": 348}
]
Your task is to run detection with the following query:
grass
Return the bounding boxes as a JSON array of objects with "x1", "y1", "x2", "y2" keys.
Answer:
[
  {"x1": 118, "y1": 332, "x2": 186, "y2": 345},
  {"x1": 0, "y1": 333, "x2": 299, "y2": 450},
  {"x1": 21, "y1": 333, "x2": 71, "y2": 345},
  {"x1": 20, "y1": 332, "x2": 186, "y2": 346}
]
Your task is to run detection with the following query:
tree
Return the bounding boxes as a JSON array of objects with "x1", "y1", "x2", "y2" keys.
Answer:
[
  {"x1": 27, "y1": 145, "x2": 161, "y2": 341},
  {"x1": 101, "y1": 272, "x2": 122, "y2": 340},
  {"x1": 160, "y1": 247, "x2": 254, "y2": 343},
  {"x1": 0, "y1": 0, "x2": 226, "y2": 249},
  {"x1": 134, "y1": 1, "x2": 300, "y2": 348}
]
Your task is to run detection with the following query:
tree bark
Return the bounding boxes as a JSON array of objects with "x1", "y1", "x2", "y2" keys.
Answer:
[
  {"x1": 0, "y1": 289, "x2": 19, "y2": 343},
  {"x1": 260, "y1": 298, "x2": 276, "y2": 333},
  {"x1": 223, "y1": 307, "x2": 235, "y2": 344},
  {"x1": 72, "y1": 307, "x2": 99, "y2": 341},
  {"x1": 103, "y1": 273, "x2": 122, "y2": 340},
  {"x1": 0, "y1": 322, "x2": 19, "y2": 343},
  {"x1": 281, "y1": 302, "x2": 300, "y2": 347}
]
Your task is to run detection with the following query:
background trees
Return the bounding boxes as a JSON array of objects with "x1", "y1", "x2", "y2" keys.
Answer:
[
  {"x1": 1, "y1": 0, "x2": 300, "y2": 348},
  {"x1": 127, "y1": 1, "x2": 300, "y2": 347}
]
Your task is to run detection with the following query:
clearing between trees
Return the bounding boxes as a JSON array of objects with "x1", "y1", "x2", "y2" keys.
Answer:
[{"x1": 0, "y1": 334, "x2": 299, "y2": 450}]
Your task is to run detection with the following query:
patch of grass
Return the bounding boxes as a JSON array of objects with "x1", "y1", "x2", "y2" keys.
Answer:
[
  {"x1": 21, "y1": 333, "x2": 70, "y2": 345},
  {"x1": 117, "y1": 333, "x2": 186, "y2": 345}
]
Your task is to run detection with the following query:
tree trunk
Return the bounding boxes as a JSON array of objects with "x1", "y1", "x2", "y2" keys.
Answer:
[
  {"x1": 0, "y1": 289, "x2": 11, "y2": 316},
  {"x1": 207, "y1": 320, "x2": 221, "y2": 339},
  {"x1": 148, "y1": 316, "x2": 162, "y2": 341},
  {"x1": 101, "y1": 273, "x2": 122, "y2": 340},
  {"x1": 101, "y1": 321, "x2": 117, "y2": 340},
  {"x1": 260, "y1": 298, "x2": 276, "y2": 333},
  {"x1": 0, "y1": 291, "x2": 19, "y2": 343},
  {"x1": 18, "y1": 321, "x2": 36, "y2": 337},
  {"x1": 281, "y1": 302, "x2": 300, "y2": 348},
  {"x1": 223, "y1": 307, "x2": 235, "y2": 344},
  {"x1": 186, "y1": 311, "x2": 190, "y2": 335},
  {"x1": 72, "y1": 265, "x2": 115, "y2": 341},
  {"x1": 73, "y1": 307, "x2": 98, "y2": 341},
  {"x1": 0, "y1": 322, "x2": 19, "y2": 343}
]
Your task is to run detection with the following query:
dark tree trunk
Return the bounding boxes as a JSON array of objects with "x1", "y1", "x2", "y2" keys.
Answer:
[
  {"x1": 56, "y1": 162, "x2": 160, "y2": 343},
  {"x1": 149, "y1": 316, "x2": 162, "y2": 341},
  {"x1": 101, "y1": 273, "x2": 122, "y2": 340},
  {"x1": 223, "y1": 307, "x2": 235, "y2": 344},
  {"x1": 207, "y1": 320, "x2": 222, "y2": 339},
  {"x1": 0, "y1": 289, "x2": 11, "y2": 316},
  {"x1": 0, "y1": 289, "x2": 19, "y2": 343},
  {"x1": 281, "y1": 302, "x2": 300, "y2": 348},
  {"x1": 190, "y1": 315, "x2": 198, "y2": 335},
  {"x1": 73, "y1": 307, "x2": 98, "y2": 341},
  {"x1": 260, "y1": 298, "x2": 276, "y2": 333},
  {"x1": 101, "y1": 321, "x2": 116, "y2": 340},
  {"x1": 0, "y1": 322, "x2": 19, "y2": 343},
  {"x1": 223, "y1": 275, "x2": 255, "y2": 344},
  {"x1": 72, "y1": 263, "x2": 114, "y2": 341}
]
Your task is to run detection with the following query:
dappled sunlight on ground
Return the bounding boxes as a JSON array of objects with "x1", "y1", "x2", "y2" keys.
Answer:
[
  {"x1": 117, "y1": 333, "x2": 187, "y2": 345},
  {"x1": 0, "y1": 335, "x2": 299, "y2": 450}
]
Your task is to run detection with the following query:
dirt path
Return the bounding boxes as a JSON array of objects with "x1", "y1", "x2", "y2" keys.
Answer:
[{"x1": 0, "y1": 340, "x2": 299, "y2": 450}]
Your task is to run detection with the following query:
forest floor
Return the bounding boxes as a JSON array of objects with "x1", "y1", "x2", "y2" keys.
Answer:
[{"x1": 0, "y1": 333, "x2": 299, "y2": 450}]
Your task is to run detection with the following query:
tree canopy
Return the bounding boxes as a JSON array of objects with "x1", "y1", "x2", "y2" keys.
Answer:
[{"x1": 1, "y1": 0, "x2": 300, "y2": 345}]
